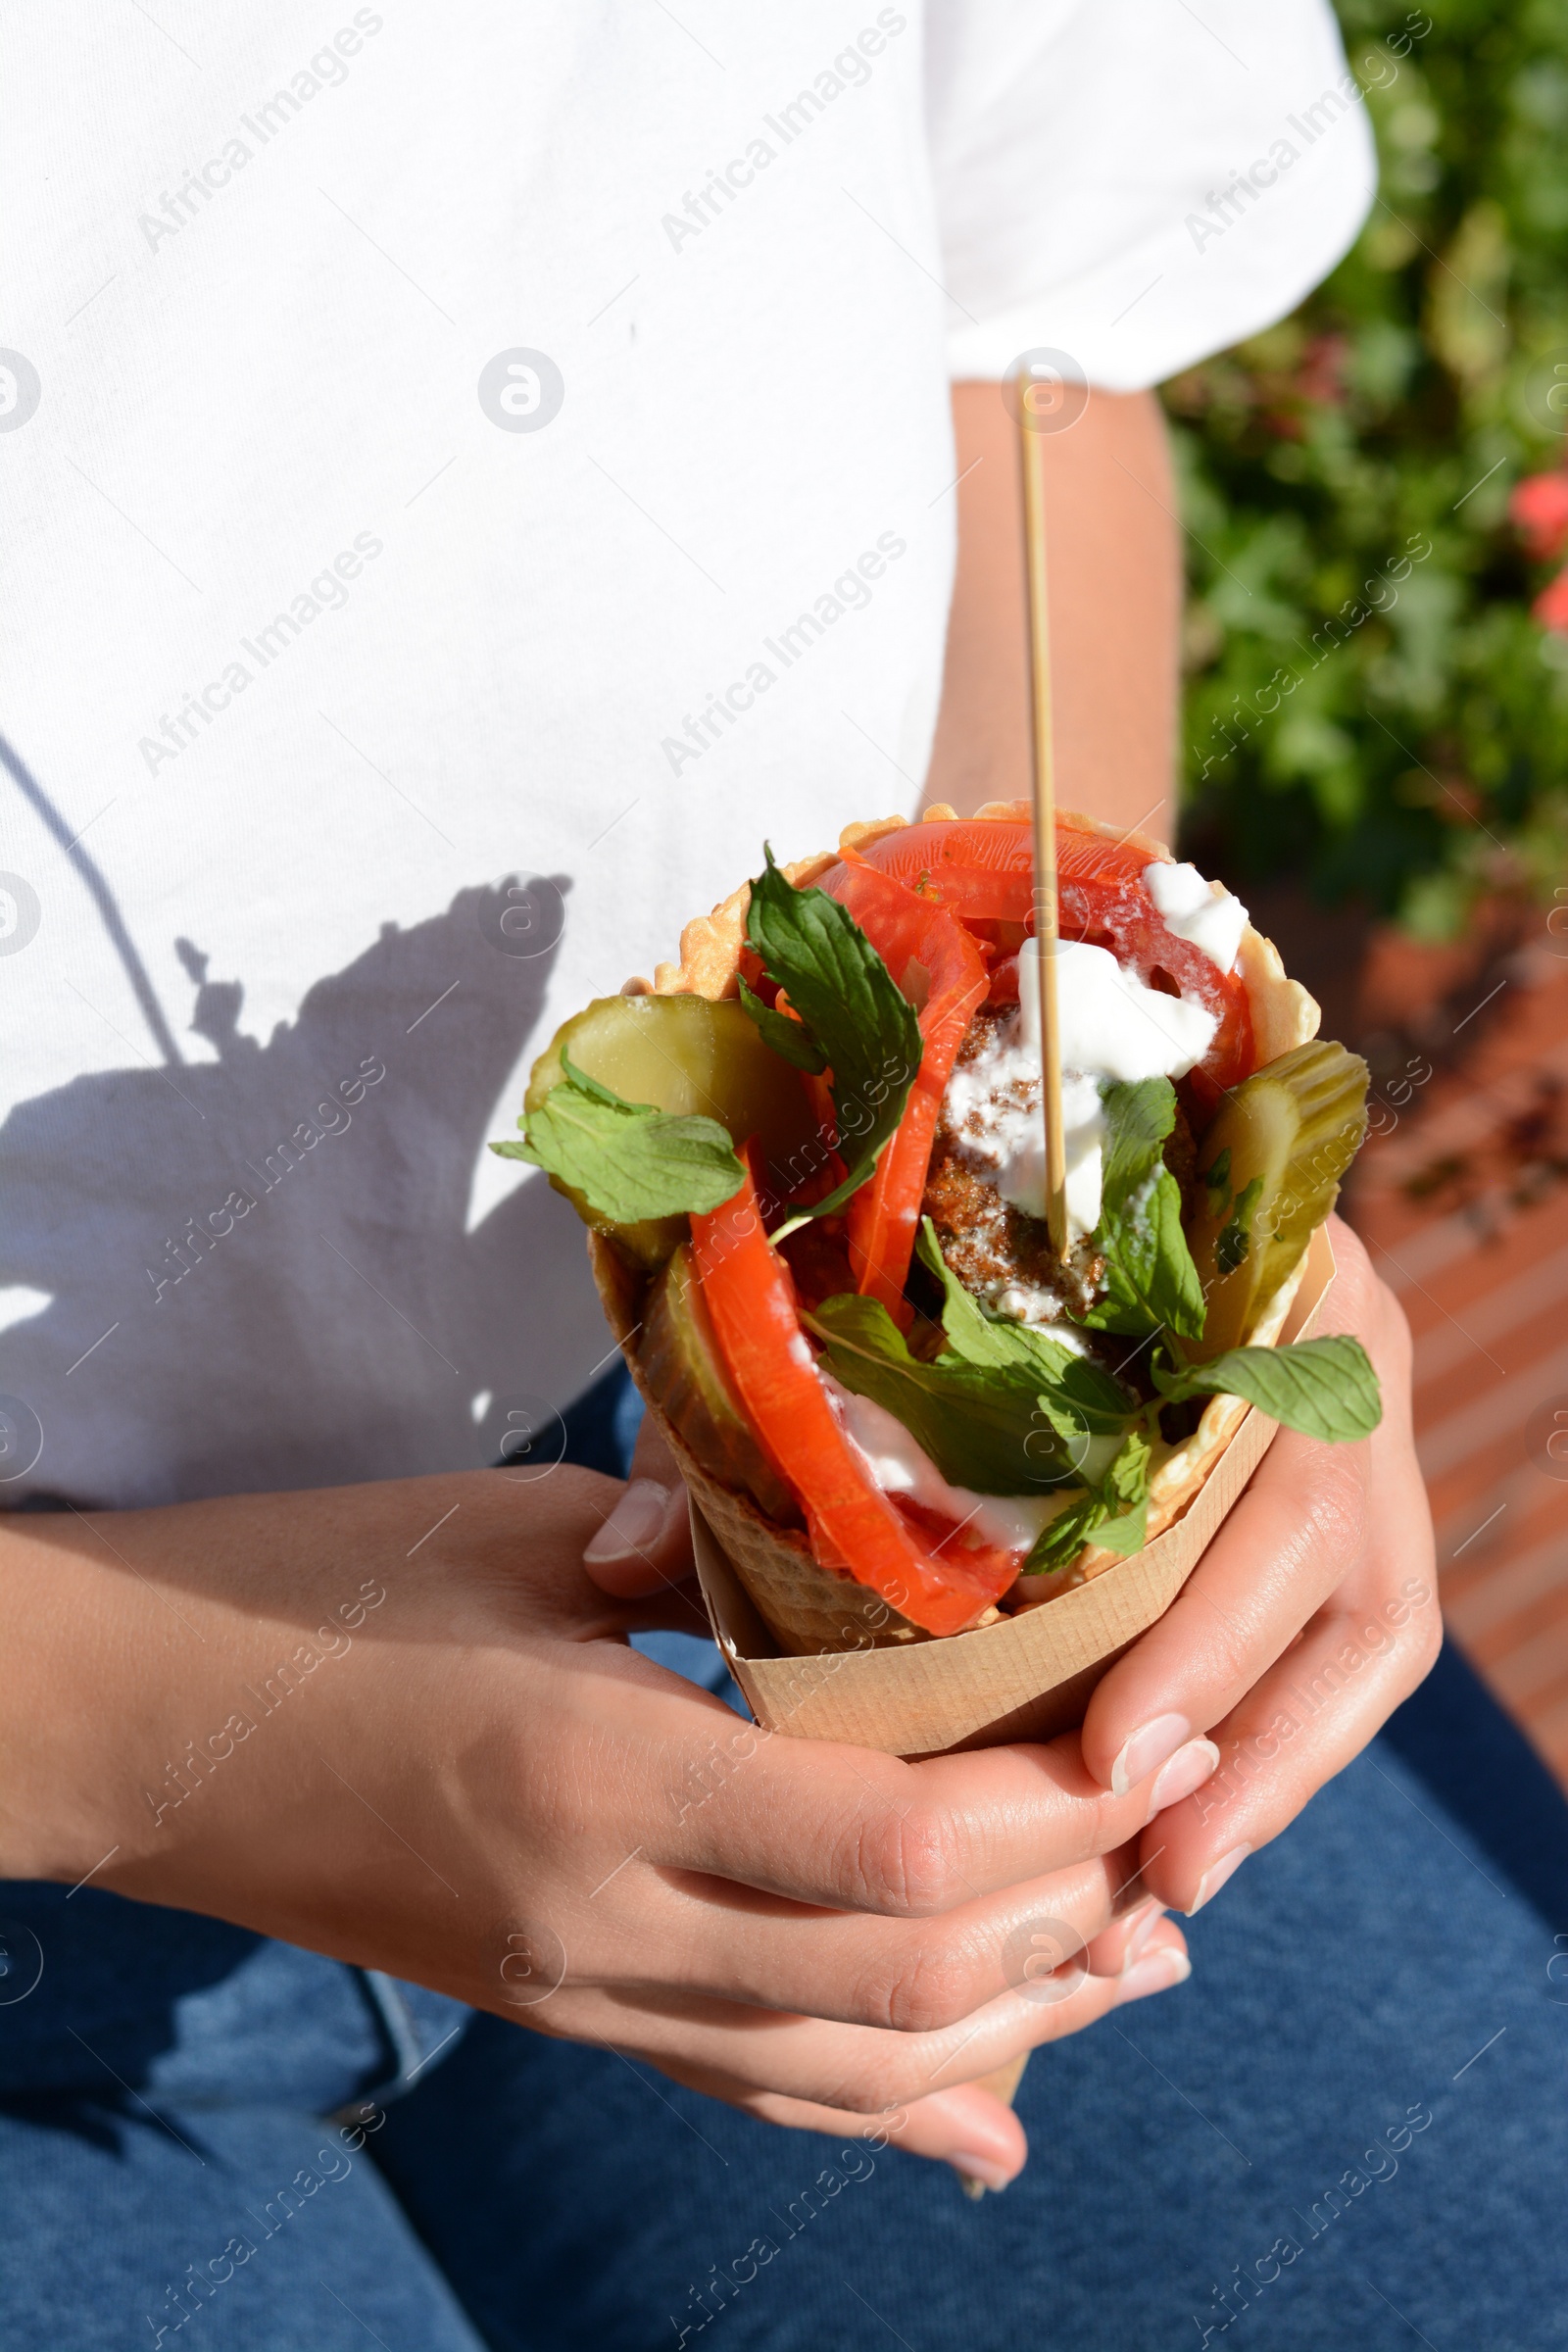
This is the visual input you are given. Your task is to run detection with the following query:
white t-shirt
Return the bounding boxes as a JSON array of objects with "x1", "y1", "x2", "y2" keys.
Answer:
[{"x1": 1, "y1": 1, "x2": 1372, "y2": 1507}]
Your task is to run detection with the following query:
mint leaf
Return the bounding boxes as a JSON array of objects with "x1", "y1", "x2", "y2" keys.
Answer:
[
  {"x1": 1156, "y1": 1335, "x2": 1382, "y2": 1443},
  {"x1": 1020, "y1": 1430, "x2": 1152, "y2": 1573},
  {"x1": 493, "y1": 1054, "x2": 746, "y2": 1224},
  {"x1": 1093, "y1": 1429, "x2": 1152, "y2": 1555},
  {"x1": 1019, "y1": 1491, "x2": 1104, "y2": 1574},
  {"x1": 915, "y1": 1220, "x2": 1132, "y2": 1435},
  {"x1": 809, "y1": 1240, "x2": 1147, "y2": 1505},
  {"x1": 915, "y1": 1218, "x2": 1040, "y2": 1370},
  {"x1": 737, "y1": 976, "x2": 827, "y2": 1073},
  {"x1": 1082, "y1": 1079, "x2": 1205, "y2": 1344},
  {"x1": 806, "y1": 1292, "x2": 1087, "y2": 1494},
  {"x1": 1216, "y1": 1174, "x2": 1264, "y2": 1277},
  {"x1": 746, "y1": 848, "x2": 921, "y2": 1224}
]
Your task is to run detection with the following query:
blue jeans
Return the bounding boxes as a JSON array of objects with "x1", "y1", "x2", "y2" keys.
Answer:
[{"x1": 5, "y1": 1371, "x2": 1568, "y2": 2349}]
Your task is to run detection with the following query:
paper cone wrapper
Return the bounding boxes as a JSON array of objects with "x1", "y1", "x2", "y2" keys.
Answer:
[{"x1": 680, "y1": 1224, "x2": 1335, "y2": 1762}]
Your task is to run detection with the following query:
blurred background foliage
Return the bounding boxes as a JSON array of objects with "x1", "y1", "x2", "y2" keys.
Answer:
[{"x1": 1168, "y1": 0, "x2": 1568, "y2": 940}]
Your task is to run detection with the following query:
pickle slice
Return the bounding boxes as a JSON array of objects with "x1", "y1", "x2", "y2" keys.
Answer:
[
  {"x1": 638, "y1": 1244, "x2": 796, "y2": 1521},
  {"x1": 526, "y1": 993, "x2": 821, "y2": 1269},
  {"x1": 1186, "y1": 1041, "x2": 1369, "y2": 1357}
]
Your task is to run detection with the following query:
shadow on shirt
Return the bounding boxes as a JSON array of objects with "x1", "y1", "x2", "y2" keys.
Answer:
[{"x1": 0, "y1": 866, "x2": 606, "y2": 1508}]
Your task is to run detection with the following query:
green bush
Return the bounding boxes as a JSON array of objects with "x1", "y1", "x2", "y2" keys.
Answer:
[{"x1": 1169, "y1": 0, "x2": 1568, "y2": 937}]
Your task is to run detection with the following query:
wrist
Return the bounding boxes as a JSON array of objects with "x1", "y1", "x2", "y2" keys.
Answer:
[{"x1": 0, "y1": 1514, "x2": 137, "y2": 1882}]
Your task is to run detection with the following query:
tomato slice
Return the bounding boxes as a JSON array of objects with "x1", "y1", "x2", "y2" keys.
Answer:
[
  {"x1": 689, "y1": 1164, "x2": 1020, "y2": 1636},
  {"x1": 817, "y1": 857, "x2": 988, "y2": 1316},
  {"x1": 828, "y1": 814, "x2": 1148, "y2": 916},
  {"x1": 824, "y1": 818, "x2": 1253, "y2": 1102}
]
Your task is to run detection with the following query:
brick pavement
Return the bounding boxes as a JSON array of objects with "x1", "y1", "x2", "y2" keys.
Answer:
[{"x1": 1348, "y1": 941, "x2": 1568, "y2": 1779}]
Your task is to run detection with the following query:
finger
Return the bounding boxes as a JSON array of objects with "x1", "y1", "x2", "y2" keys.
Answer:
[
  {"x1": 569, "y1": 1840, "x2": 1150, "y2": 2031},
  {"x1": 1080, "y1": 1216, "x2": 1388, "y2": 1794},
  {"x1": 1079, "y1": 1424, "x2": 1368, "y2": 1794},
  {"x1": 1084, "y1": 1892, "x2": 1167, "y2": 1979},
  {"x1": 628, "y1": 1409, "x2": 683, "y2": 1488},
  {"x1": 658, "y1": 1719, "x2": 1169, "y2": 1913},
  {"x1": 1137, "y1": 1566, "x2": 1440, "y2": 1915},
  {"x1": 475, "y1": 1464, "x2": 699, "y2": 1636},
  {"x1": 582, "y1": 1476, "x2": 696, "y2": 1597},
  {"x1": 569, "y1": 1915, "x2": 1192, "y2": 2121},
  {"x1": 744, "y1": 2083, "x2": 1028, "y2": 2193},
  {"x1": 1131, "y1": 1246, "x2": 1437, "y2": 1911},
  {"x1": 729, "y1": 1919, "x2": 1193, "y2": 2187}
]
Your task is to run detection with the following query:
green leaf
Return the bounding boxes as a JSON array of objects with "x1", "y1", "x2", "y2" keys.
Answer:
[
  {"x1": 914, "y1": 1218, "x2": 1040, "y2": 1369},
  {"x1": 1020, "y1": 1431, "x2": 1152, "y2": 1573},
  {"x1": 1202, "y1": 1146, "x2": 1233, "y2": 1215},
  {"x1": 745, "y1": 847, "x2": 922, "y2": 1223},
  {"x1": 805, "y1": 1293, "x2": 1086, "y2": 1494},
  {"x1": 1216, "y1": 1174, "x2": 1264, "y2": 1277},
  {"x1": 1093, "y1": 1429, "x2": 1152, "y2": 1555},
  {"x1": 494, "y1": 1054, "x2": 746, "y2": 1224},
  {"x1": 1156, "y1": 1335, "x2": 1383, "y2": 1443},
  {"x1": 1019, "y1": 1491, "x2": 1104, "y2": 1575},
  {"x1": 1100, "y1": 1073, "x2": 1175, "y2": 1199},
  {"x1": 737, "y1": 976, "x2": 828, "y2": 1073},
  {"x1": 1081, "y1": 1080, "x2": 1205, "y2": 1343},
  {"x1": 914, "y1": 1220, "x2": 1133, "y2": 1434}
]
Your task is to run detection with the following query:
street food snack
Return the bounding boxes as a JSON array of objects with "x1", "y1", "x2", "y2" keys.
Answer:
[{"x1": 499, "y1": 804, "x2": 1378, "y2": 1661}]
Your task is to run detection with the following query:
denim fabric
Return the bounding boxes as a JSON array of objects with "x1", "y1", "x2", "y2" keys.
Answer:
[
  {"x1": 4, "y1": 1369, "x2": 1568, "y2": 2347},
  {"x1": 374, "y1": 1646, "x2": 1568, "y2": 2352}
]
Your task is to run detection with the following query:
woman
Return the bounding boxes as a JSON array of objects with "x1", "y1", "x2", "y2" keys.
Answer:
[{"x1": 4, "y1": 4, "x2": 1566, "y2": 2345}]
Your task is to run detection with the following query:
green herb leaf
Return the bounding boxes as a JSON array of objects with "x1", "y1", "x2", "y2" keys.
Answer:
[
  {"x1": 1021, "y1": 1430, "x2": 1152, "y2": 1573},
  {"x1": 745, "y1": 847, "x2": 921, "y2": 1223},
  {"x1": 805, "y1": 1293, "x2": 1085, "y2": 1494},
  {"x1": 1155, "y1": 1335, "x2": 1383, "y2": 1443},
  {"x1": 1202, "y1": 1146, "x2": 1233, "y2": 1214},
  {"x1": 737, "y1": 976, "x2": 828, "y2": 1073},
  {"x1": 915, "y1": 1220, "x2": 1133, "y2": 1434},
  {"x1": 1216, "y1": 1173, "x2": 1264, "y2": 1277},
  {"x1": 492, "y1": 1054, "x2": 746, "y2": 1224},
  {"x1": 1093, "y1": 1429, "x2": 1152, "y2": 1555},
  {"x1": 914, "y1": 1217, "x2": 1039, "y2": 1369},
  {"x1": 1019, "y1": 1491, "x2": 1104, "y2": 1575},
  {"x1": 1081, "y1": 1079, "x2": 1205, "y2": 1343},
  {"x1": 812, "y1": 1234, "x2": 1148, "y2": 1505}
]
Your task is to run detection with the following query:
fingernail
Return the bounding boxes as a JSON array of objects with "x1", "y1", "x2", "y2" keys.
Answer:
[
  {"x1": 1123, "y1": 1899, "x2": 1165, "y2": 1965},
  {"x1": 584, "y1": 1479, "x2": 673, "y2": 1564},
  {"x1": 1149, "y1": 1738, "x2": 1221, "y2": 1813},
  {"x1": 949, "y1": 2153, "x2": 1011, "y2": 2194},
  {"x1": 1110, "y1": 1712, "x2": 1193, "y2": 1797},
  {"x1": 1187, "y1": 1844, "x2": 1250, "y2": 1915},
  {"x1": 1118, "y1": 1945, "x2": 1192, "y2": 2001}
]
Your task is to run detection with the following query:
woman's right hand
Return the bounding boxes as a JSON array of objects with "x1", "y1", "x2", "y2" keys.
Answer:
[{"x1": 0, "y1": 1454, "x2": 1197, "y2": 2191}]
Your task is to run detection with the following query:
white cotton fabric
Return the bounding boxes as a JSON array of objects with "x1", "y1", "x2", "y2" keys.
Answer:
[
  {"x1": 932, "y1": 0, "x2": 1377, "y2": 384},
  {"x1": 0, "y1": 1, "x2": 1369, "y2": 1507}
]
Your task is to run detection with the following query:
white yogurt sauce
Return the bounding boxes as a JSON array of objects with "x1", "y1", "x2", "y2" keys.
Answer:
[
  {"x1": 944, "y1": 937, "x2": 1216, "y2": 1242},
  {"x1": 1142, "y1": 859, "x2": 1250, "y2": 973},
  {"x1": 820, "y1": 1371, "x2": 1081, "y2": 1550}
]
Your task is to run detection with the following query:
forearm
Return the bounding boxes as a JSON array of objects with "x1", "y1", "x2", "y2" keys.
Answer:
[
  {"x1": 926, "y1": 383, "x2": 1181, "y2": 839},
  {"x1": 0, "y1": 1479, "x2": 438, "y2": 1894},
  {"x1": 0, "y1": 1471, "x2": 628, "y2": 1920}
]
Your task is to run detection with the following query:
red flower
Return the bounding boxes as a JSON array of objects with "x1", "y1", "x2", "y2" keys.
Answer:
[
  {"x1": 1532, "y1": 564, "x2": 1568, "y2": 633},
  {"x1": 1511, "y1": 470, "x2": 1568, "y2": 563}
]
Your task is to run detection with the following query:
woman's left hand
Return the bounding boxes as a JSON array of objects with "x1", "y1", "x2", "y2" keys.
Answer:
[{"x1": 1076, "y1": 1215, "x2": 1440, "y2": 1913}]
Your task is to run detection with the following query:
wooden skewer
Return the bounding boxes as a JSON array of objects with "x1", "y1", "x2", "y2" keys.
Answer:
[{"x1": 1017, "y1": 362, "x2": 1069, "y2": 1261}]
